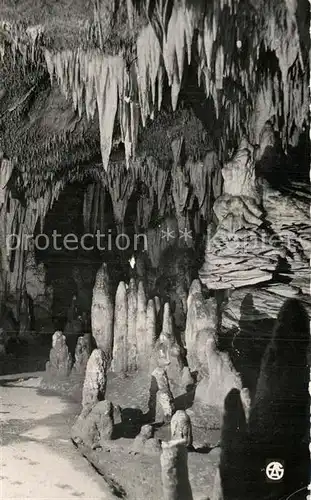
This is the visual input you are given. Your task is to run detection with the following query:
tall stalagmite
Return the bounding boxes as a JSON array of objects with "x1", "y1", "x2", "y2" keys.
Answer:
[
  {"x1": 111, "y1": 281, "x2": 128, "y2": 374},
  {"x1": 136, "y1": 280, "x2": 147, "y2": 369},
  {"x1": 91, "y1": 263, "x2": 114, "y2": 360},
  {"x1": 127, "y1": 278, "x2": 138, "y2": 372}
]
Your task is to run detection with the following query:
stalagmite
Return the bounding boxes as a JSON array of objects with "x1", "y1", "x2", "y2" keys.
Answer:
[
  {"x1": 162, "y1": 302, "x2": 173, "y2": 338},
  {"x1": 136, "y1": 280, "x2": 147, "y2": 369},
  {"x1": 111, "y1": 281, "x2": 128, "y2": 374},
  {"x1": 91, "y1": 263, "x2": 114, "y2": 360},
  {"x1": 146, "y1": 298, "x2": 157, "y2": 349},
  {"x1": 151, "y1": 367, "x2": 175, "y2": 423},
  {"x1": 71, "y1": 335, "x2": 91, "y2": 376},
  {"x1": 81, "y1": 349, "x2": 107, "y2": 417},
  {"x1": 161, "y1": 439, "x2": 193, "y2": 500},
  {"x1": 185, "y1": 279, "x2": 217, "y2": 375},
  {"x1": 127, "y1": 278, "x2": 138, "y2": 372},
  {"x1": 72, "y1": 400, "x2": 114, "y2": 449},
  {"x1": 170, "y1": 410, "x2": 193, "y2": 448},
  {"x1": 45, "y1": 331, "x2": 72, "y2": 379}
]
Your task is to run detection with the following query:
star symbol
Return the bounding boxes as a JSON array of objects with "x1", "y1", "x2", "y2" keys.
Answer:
[
  {"x1": 179, "y1": 228, "x2": 193, "y2": 242},
  {"x1": 161, "y1": 228, "x2": 175, "y2": 241}
]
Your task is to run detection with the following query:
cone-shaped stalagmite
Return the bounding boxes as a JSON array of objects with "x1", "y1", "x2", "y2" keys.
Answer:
[
  {"x1": 82, "y1": 349, "x2": 107, "y2": 416},
  {"x1": 91, "y1": 264, "x2": 114, "y2": 359},
  {"x1": 161, "y1": 439, "x2": 193, "y2": 500},
  {"x1": 162, "y1": 302, "x2": 173, "y2": 338},
  {"x1": 136, "y1": 281, "x2": 147, "y2": 369},
  {"x1": 111, "y1": 281, "x2": 128, "y2": 373},
  {"x1": 170, "y1": 410, "x2": 193, "y2": 448},
  {"x1": 127, "y1": 278, "x2": 138, "y2": 372},
  {"x1": 45, "y1": 331, "x2": 72, "y2": 379}
]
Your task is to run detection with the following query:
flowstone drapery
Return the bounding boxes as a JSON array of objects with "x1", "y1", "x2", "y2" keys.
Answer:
[{"x1": 199, "y1": 138, "x2": 284, "y2": 289}]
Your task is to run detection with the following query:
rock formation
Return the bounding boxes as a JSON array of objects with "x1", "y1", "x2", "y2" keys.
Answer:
[
  {"x1": 91, "y1": 264, "x2": 114, "y2": 360},
  {"x1": 150, "y1": 367, "x2": 175, "y2": 423},
  {"x1": 127, "y1": 278, "x2": 138, "y2": 372},
  {"x1": 131, "y1": 424, "x2": 161, "y2": 456},
  {"x1": 185, "y1": 279, "x2": 217, "y2": 376},
  {"x1": 72, "y1": 400, "x2": 114, "y2": 449},
  {"x1": 71, "y1": 334, "x2": 91, "y2": 376},
  {"x1": 170, "y1": 410, "x2": 193, "y2": 448},
  {"x1": 161, "y1": 439, "x2": 193, "y2": 500},
  {"x1": 111, "y1": 281, "x2": 128, "y2": 374},
  {"x1": 45, "y1": 331, "x2": 72, "y2": 378},
  {"x1": 81, "y1": 348, "x2": 107, "y2": 417},
  {"x1": 199, "y1": 138, "x2": 284, "y2": 289},
  {"x1": 136, "y1": 281, "x2": 147, "y2": 370}
]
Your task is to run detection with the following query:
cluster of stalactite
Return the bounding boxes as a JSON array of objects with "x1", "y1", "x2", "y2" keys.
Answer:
[
  {"x1": 0, "y1": 155, "x2": 63, "y2": 297},
  {"x1": 19, "y1": 0, "x2": 304, "y2": 170}
]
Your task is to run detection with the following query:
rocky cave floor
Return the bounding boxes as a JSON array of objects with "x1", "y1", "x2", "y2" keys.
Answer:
[{"x1": 1, "y1": 342, "x2": 220, "y2": 500}]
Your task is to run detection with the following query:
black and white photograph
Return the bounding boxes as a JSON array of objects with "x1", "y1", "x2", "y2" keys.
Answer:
[{"x1": 0, "y1": 1, "x2": 310, "y2": 499}]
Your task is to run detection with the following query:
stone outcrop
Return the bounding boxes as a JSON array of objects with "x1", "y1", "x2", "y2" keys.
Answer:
[
  {"x1": 170, "y1": 410, "x2": 193, "y2": 448},
  {"x1": 72, "y1": 400, "x2": 114, "y2": 448},
  {"x1": 111, "y1": 281, "x2": 128, "y2": 373},
  {"x1": 161, "y1": 439, "x2": 193, "y2": 500},
  {"x1": 91, "y1": 263, "x2": 114, "y2": 359},
  {"x1": 81, "y1": 348, "x2": 107, "y2": 416},
  {"x1": 150, "y1": 367, "x2": 175, "y2": 423},
  {"x1": 194, "y1": 338, "x2": 242, "y2": 410},
  {"x1": 131, "y1": 424, "x2": 161, "y2": 455},
  {"x1": 45, "y1": 331, "x2": 72, "y2": 378},
  {"x1": 71, "y1": 334, "x2": 91, "y2": 376},
  {"x1": 199, "y1": 138, "x2": 284, "y2": 289}
]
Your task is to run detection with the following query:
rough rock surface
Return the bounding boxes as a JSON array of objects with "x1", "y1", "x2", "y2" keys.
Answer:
[
  {"x1": 45, "y1": 331, "x2": 72, "y2": 378},
  {"x1": 81, "y1": 349, "x2": 107, "y2": 416},
  {"x1": 131, "y1": 424, "x2": 161, "y2": 456},
  {"x1": 111, "y1": 281, "x2": 128, "y2": 373},
  {"x1": 71, "y1": 400, "x2": 114, "y2": 448},
  {"x1": 150, "y1": 367, "x2": 175, "y2": 423},
  {"x1": 91, "y1": 263, "x2": 114, "y2": 359},
  {"x1": 161, "y1": 439, "x2": 193, "y2": 500},
  {"x1": 170, "y1": 410, "x2": 193, "y2": 447},
  {"x1": 127, "y1": 278, "x2": 138, "y2": 372},
  {"x1": 199, "y1": 139, "x2": 283, "y2": 289},
  {"x1": 71, "y1": 334, "x2": 91, "y2": 375}
]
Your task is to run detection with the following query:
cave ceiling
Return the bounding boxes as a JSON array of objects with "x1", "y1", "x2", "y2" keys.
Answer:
[{"x1": 0, "y1": 0, "x2": 309, "y2": 200}]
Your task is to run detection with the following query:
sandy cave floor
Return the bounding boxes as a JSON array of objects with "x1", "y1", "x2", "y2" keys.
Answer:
[{"x1": 0, "y1": 373, "x2": 115, "y2": 500}]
